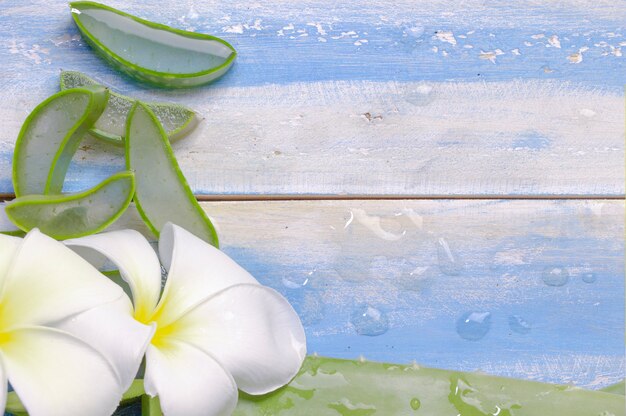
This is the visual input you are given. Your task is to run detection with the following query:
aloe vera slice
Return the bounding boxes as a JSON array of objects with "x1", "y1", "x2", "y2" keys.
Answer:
[
  {"x1": 601, "y1": 380, "x2": 625, "y2": 395},
  {"x1": 5, "y1": 171, "x2": 135, "y2": 239},
  {"x1": 70, "y1": 2, "x2": 237, "y2": 88},
  {"x1": 12, "y1": 86, "x2": 109, "y2": 197},
  {"x1": 60, "y1": 71, "x2": 199, "y2": 146},
  {"x1": 233, "y1": 356, "x2": 625, "y2": 415},
  {"x1": 126, "y1": 102, "x2": 218, "y2": 246}
]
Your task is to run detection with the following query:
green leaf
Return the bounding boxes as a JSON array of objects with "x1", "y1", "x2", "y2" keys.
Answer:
[
  {"x1": 121, "y1": 379, "x2": 146, "y2": 406},
  {"x1": 141, "y1": 394, "x2": 163, "y2": 416},
  {"x1": 69, "y1": 1, "x2": 236, "y2": 88},
  {"x1": 5, "y1": 391, "x2": 26, "y2": 414},
  {"x1": 601, "y1": 379, "x2": 625, "y2": 395},
  {"x1": 0, "y1": 230, "x2": 26, "y2": 237},
  {"x1": 5, "y1": 171, "x2": 135, "y2": 239},
  {"x1": 125, "y1": 102, "x2": 218, "y2": 246},
  {"x1": 12, "y1": 86, "x2": 109, "y2": 196},
  {"x1": 233, "y1": 356, "x2": 626, "y2": 415},
  {"x1": 60, "y1": 71, "x2": 200, "y2": 146}
]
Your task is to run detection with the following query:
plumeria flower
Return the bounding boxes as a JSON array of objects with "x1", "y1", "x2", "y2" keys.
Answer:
[
  {"x1": 66, "y1": 223, "x2": 307, "y2": 416},
  {"x1": 0, "y1": 229, "x2": 153, "y2": 416}
]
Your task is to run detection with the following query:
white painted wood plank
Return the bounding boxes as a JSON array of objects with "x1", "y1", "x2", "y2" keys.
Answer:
[
  {"x1": 2, "y1": 199, "x2": 622, "y2": 388},
  {"x1": 1, "y1": 80, "x2": 623, "y2": 196}
]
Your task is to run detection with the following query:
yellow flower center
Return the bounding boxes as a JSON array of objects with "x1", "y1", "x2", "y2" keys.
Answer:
[
  {"x1": 0, "y1": 331, "x2": 12, "y2": 346},
  {"x1": 135, "y1": 300, "x2": 184, "y2": 349},
  {"x1": 150, "y1": 323, "x2": 179, "y2": 349},
  {"x1": 133, "y1": 305, "x2": 153, "y2": 326}
]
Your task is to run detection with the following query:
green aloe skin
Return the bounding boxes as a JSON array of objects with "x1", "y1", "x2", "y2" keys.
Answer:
[
  {"x1": 70, "y1": 2, "x2": 237, "y2": 88},
  {"x1": 60, "y1": 71, "x2": 199, "y2": 145},
  {"x1": 12, "y1": 86, "x2": 109, "y2": 197},
  {"x1": 9, "y1": 356, "x2": 621, "y2": 415},
  {"x1": 232, "y1": 357, "x2": 625, "y2": 416},
  {"x1": 125, "y1": 102, "x2": 218, "y2": 246},
  {"x1": 601, "y1": 380, "x2": 625, "y2": 396},
  {"x1": 5, "y1": 171, "x2": 135, "y2": 239}
]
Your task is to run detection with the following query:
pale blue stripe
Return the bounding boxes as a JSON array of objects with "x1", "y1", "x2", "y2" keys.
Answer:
[
  {"x1": 0, "y1": 3, "x2": 624, "y2": 92},
  {"x1": 223, "y1": 233, "x2": 625, "y2": 389}
]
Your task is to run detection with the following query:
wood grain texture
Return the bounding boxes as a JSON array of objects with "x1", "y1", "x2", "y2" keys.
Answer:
[
  {"x1": 1, "y1": 0, "x2": 624, "y2": 196},
  {"x1": 3, "y1": 199, "x2": 622, "y2": 389}
]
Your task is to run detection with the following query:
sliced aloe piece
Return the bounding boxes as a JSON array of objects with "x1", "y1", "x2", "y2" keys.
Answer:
[
  {"x1": 233, "y1": 356, "x2": 625, "y2": 415},
  {"x1": 12, "y1": 86, "x2": 109, "y2": 197},
  {"x1": 126, "y1": 102, "x2": 218, "y2": 246},
  {"x1": 5, "y1": 171, "x2": 135, "y2": 239},
  {"x1": 70, "y1": 2, "x2": 237, "y2": 88},
  {"x1": 601, "y1": 379, "x2": 625, "y2": 395},
  {"x1": 60, "y1": 71, "x2": 200, "y2": 145}
]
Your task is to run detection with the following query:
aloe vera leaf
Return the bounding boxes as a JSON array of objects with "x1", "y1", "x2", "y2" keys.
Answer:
[
  {"x1": 233, "y1": 356, "x2": 626, "y2": 415},
  {"x1": 60, "y1": 71, "x2": 199, "y2": 145},
  {"x1": 141, "y1": 395, "x2": 163, "y2": 416},
  {"x1": 70, "y1": 2, "x2": 237, "y2": 88},
  {"x1": 12, "y1": 86, "x2": 109, "y2": 197},
  {"x1": 125, "y1": 102, "x2": 218, "y2": 246},
  {"x1": 120, "y1": 379, "x2": 146, "y2": 406},
  {"x1": 5, "y1": 171, "x2": 135, "y2": 240},
  {"x1": 0, "y1": 230, "x2": 26, "y2": 237},
  {"x1": 0, "y1": 207, "x2": 22, "y2": 236},
  {"x1": 5, "y1": 390, "x2": 27, "y2": 415},
  {"x1": 601, "y1": 380, "x2": 625, "y2": 395}
]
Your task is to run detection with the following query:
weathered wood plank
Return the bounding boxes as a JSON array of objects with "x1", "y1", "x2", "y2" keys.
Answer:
[
  {"x1": 1, "y1": 199, "x2": 622, "y2": 388},
  {"x1": 0, "y1": 0, "x2": 624, "y2": 196}
]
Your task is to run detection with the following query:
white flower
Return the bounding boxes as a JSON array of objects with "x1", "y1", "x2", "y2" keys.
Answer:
[
  {"x1": 0, "y1": 229, "x2": 153, "y2": 416},
  {"x1": 66, "y1": 223, "x2": 307, "y2": 416}
]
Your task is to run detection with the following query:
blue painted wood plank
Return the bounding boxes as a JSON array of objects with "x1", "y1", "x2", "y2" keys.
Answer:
[
  {"x1": 206, "y1": 199, "x2": 626, "y2": 389},
  {"x1": 1, "y1": 1, "x2": 624, "y2": 88}
]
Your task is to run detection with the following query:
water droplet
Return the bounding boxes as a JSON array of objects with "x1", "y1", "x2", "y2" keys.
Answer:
[
  {"x1": 351, "y1": 304, "x2": 389, "y2": 336},
  {"x1": 456, "y1": 311, "x2": 491, "y2": 341},
  {"x1": 437, "y1": 238, "x2": 462, "y2": 275},
  {"x1": 508, "y1": 315, "x2": 531, "y2": 334},
  {"x1": 405, "y1": 84, "x2": 434, "y2": 106},
  {"x1": 582, "y1": 272, "x2": 597, "y2": 283},
  {"x1": 410, "y1": 397, "x2": 421, "y2": 410},
  {"x1": 281, "y1": 270, "x2": 313, "y2": 289},
  {"x1": 348, "y1": 208, "x2": 406, "y2": 241},
  {"x1": 542, "y1": 266, "x2": 569, "y2": 286}
]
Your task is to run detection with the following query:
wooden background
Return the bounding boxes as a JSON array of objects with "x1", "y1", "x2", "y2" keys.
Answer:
[{"x1": 0, "y1": 0, "x2": 624, "y2": 390}]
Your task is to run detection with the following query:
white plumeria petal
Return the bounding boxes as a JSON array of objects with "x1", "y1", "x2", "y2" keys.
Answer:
[
  {"x1": 2, "y1": 326, "x2": 122, "y2": 416},
  {"x1": 171, "y1": 283, "x2": 306, "y2": 395},
  {"x1": 65, "y1": 229, "x2": 162, "y2": 321},
  {"x1": 0, "y1": 358, "x2": 7, "y2": 413},
  {"x1": 0, "y1": 229, "x2": 123, "y2": 326},
  {"x1": 155, "y1": 223, "x2": 257, "y2": 326},
  {"x1": 144, "y1": 342, "x2": 237, "y2": 416},
  {"x1": 54, "y1": 297, "x2": 155, "y2": 391},
  {"x1": 0, "y1": 233, "x2": 21, "y2": 287}
]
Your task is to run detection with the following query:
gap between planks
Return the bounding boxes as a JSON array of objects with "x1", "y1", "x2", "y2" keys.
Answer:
[{"x1": 0, "y1": 194, "x2": 624, "y2": 202}]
